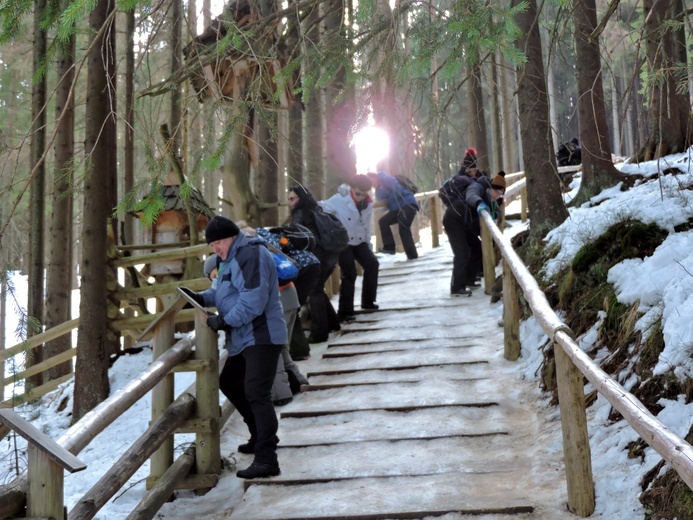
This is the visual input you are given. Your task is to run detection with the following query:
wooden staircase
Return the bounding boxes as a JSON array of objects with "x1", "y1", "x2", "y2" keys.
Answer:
[{"x1": 228, "y1": 249, "x2": 575, "y2": 519}]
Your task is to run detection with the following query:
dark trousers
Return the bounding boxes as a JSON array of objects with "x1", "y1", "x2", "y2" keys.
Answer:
[
  {"x1": 379, "y1": 204, "x2": 419, "y2": 259},
  {"x1": 293, "y1": 263, "x2": 321, "y2": 306},
  {"x1": 443, "y1": 207, "x2": 481, "y2": 292},
  {"x1": 219, "y1": 344, "x2": 283, "y2": 465},
  {"x1": 308, "y1": 247, "x2": 340, "y2": 341},
  {"x1": 338, "y1": 242, "x2": 379, "y2": 314}
]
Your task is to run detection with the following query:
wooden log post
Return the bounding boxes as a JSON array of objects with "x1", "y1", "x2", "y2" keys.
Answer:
[
  {"x1": 193, "y1": 309, "x2": 221, "y2": 494},
  {"x1": 479, "y1": 219, "x2": 495, "y2": 295},
  {"x1": 502, "y1": 260, "x2": 521, "y2": 361},
  {"x1": 520, "y1": 186, "x2": 528, "y2": 222},
  {"x1": 69, "y1": 394, "x2": 196, "y2": 520},
  {"x1": 148, "y1": 313, "x2": 176, "y2": 488},
  {"x1": 429, "y1": 195, "x2": 440, "y2": 248},
  {"x1": 0, "y1": 409, "x2": 86, "y2": 520},
  {"x1": 554, "y1": 341, "x2": 595, "y2": 516},
  {"x1": 126, "y1": 445, "x2": 197, "y2": 520}
]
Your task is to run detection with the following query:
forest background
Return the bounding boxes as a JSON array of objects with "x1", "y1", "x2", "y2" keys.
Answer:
[{"x1": 0, "y1": 0, "x2": 691, "y2": 454}]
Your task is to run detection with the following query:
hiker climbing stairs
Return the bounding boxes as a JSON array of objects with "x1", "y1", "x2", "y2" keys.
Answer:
[{"x1": 228, "y1": 248, "x2": 576, "y2": 519}]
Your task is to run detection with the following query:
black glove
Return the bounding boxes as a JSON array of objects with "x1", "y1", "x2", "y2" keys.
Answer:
[
  {"x1": 180, "y1": 287, "x2": 205, "y2": 307},
  {"x1": 206, "y1": 313, "x2": 228, "y2": 333}
]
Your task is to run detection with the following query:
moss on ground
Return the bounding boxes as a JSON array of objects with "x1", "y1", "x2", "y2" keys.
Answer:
[{"x1": 530, "y1": 219, "x2": 693, "y2": 517}]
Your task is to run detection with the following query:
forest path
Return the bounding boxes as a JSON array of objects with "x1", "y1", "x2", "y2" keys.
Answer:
[{"x1": 227, "y1": 247, "x2": 576, "y2": 520}]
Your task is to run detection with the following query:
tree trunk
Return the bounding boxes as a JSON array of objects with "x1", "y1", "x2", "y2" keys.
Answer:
[
  {"x1": 257, "y1": 112, "x2": 279, "y2": 226},
  {"x1": 514, "y1": 0, "x2": 568, "y2": 242},
  {"x1": 44, "y1": 21, "x2": 75, "y2": 381},
  {"x1": 466, "y1": 55, "x2": 489, "y2": 172},
  {"x1": 223, "y1": 111, "x2": 256, "y2": 222},
  {"x1": 500, "y1": 54, "x2": 518, "y2": 173},
  {"x1": 302, "y1": 6, "x2": 324, "y2": 198},
  {"x1": 27, "y1": 0, "x2": 48, "y2": 390},
  {"x1": 636, "y1": 0, "x2": 692, "y2": 160},
  {"x1": 323, "y1": 0, "x2": 356, "y2": 190},
  {"x1": 73, "y1": 0, "x2": 117, "y2": 421},
  {"x1": 124, "y1": 8, "x2": 136, "y2": 247},
  {"x1": 570, "y1": 0, "x2": 624, "y2": 206},
  {"x1": 489, "y1": 55, "x2": 503, "y2": 173}
]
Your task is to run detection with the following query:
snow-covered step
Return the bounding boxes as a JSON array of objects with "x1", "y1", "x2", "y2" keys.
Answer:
[
  {"x1": 323, "y1": 338, "x2": 487, "y2": 357},
  {"x1": 277, "y1": 406, "x2": 510, "y2": 446},
  {"x1": 228, "y1": 471, "x2": 535, "y2": 520},
  {"x1": 266, "y1": 436, "x2": 520, "y2": 482},
  {"x1": 305, "y1": 363, "x2": 487, "y2": 387},
  {"x1": 329, "y1": 326, "x2": 490, "y2": 346}
]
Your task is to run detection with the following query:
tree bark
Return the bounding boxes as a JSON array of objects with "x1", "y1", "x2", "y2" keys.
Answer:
[
  {"x1": 570, "y1": 0, "x2": 624, "y2": 206},
  {"x1": 73, "y1": 0, "x2": 117, "y2": 421},
  {"x1": 514, "y1": 0, "x2": 568, "y2": 243},
  {"x1": 324, "y1": 0, "x2": 356, "y2": 191},
  {"x1": 302, "y1": 4, "x2": 325, "y2": 198},
  {"x1": 44, "y1": 18, "x2": 75, "y2": 381},
  {"x1": 636, "y1": 0, "x2": 692, "y2": 160},
  {"x1": 466, "y1": 55, "x2": 489, "y2": 172},
  {"x1": 27, "y1": 0, "x2": 48, "y2": 390}
]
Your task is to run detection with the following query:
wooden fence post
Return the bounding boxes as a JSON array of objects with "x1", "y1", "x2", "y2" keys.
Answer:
[
  {"x1": 0, "y1": 409, "x2": 86, "y2": 520},
  {"x1": 429, "y1": 195, "x2": 440, "y2": 248},
  {"x1": 480, "y1": 220, "x2": 495, "y2": 295},
  {"x1": 554, "y1": 342, "x2": 595, "y2": 516},
  {"x1": 502, "y1": 261, "x2": 521, "y2": 361},
  {"x1": 520, "y1": 186, "x2": 528, "y2": 222},
  {"x1": 193, "y1": 309, "x2": 221, "y2": 493},
  {"x1": 148, "y1": 313, "x2": 175, "y2": 488}
]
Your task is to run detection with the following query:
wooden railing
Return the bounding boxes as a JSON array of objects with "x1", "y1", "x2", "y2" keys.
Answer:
[
  {"x1": 477, "y1": 198, "x2": 693, "y2": 516},
  {"x1": 0, "y1": 296, "x2": 233, "y2": 519},
  {"x1": 1, "y1": 243, "x2": 212, "y2": 408}
]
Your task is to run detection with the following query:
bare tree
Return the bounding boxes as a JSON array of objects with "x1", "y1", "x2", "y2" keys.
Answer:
[
  {"x1": 514, "y1": 0, "x2": 568, "y2": 243},
  {"x1": 26, "y1": 0, "x2": 47, "y2": 390},
  {"x1": 636, "y1": 0, "x2": 692, "y2": 160},
  {"x1": 73, "y1": 0, "x2": 117, "y2": 421},
  {"x1": 571, "y1": 0, "x2": 624, "y2": 206},
  {"x1": 44, "y1": 16, "x2": 75, "y2": 381}
]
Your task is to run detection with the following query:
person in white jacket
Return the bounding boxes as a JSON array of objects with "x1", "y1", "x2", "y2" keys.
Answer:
[{"x1": 321, "y1": 174, "x2": 380, "y2": 322}]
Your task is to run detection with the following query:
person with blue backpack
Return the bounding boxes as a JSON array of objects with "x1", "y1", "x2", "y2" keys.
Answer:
[
  {"x1": 179, "y1": 215, "x2": 286, "y2": 479},
  {"x1": 366, "y1": 171, "x2": 419, "y2": 260}
]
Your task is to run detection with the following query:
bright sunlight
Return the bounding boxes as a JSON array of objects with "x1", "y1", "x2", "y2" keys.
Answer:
[{"x1": 352, "y1": 123, "x2": 390, "y2": 174}]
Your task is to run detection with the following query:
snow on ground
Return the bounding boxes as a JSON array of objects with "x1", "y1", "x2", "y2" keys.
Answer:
[{"x1": 3, "y1": 147, "x2": 693, "y2": 517}]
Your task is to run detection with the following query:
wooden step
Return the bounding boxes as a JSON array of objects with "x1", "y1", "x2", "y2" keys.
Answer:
[{"x1": 228, "y1": 471, "x2": 534, "y2": 520}]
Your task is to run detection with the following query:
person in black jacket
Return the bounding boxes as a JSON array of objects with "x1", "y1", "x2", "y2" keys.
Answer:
[
  {"x1": 442, "y1": 170, "x2": 506, "y2": 296},
  {"x1": 287, "y1": 184, "x2": 340, "y2": 343}
]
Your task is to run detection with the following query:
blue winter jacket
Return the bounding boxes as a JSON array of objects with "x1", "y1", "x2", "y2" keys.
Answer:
[
  {"x1": 199, "y1": 232, "x2": 287, "y2": 356},
  {"x1": 375, "y1": 172, "x2": 419, "y2": 212}
]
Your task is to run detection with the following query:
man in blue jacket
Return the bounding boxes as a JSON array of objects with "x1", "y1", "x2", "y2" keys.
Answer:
[
  {"x1": 181, "y1": 215, "x2": 287, "y2": 479},
  {"x1": 367, "y1": 171, "x2": 419, "y2": 260}
]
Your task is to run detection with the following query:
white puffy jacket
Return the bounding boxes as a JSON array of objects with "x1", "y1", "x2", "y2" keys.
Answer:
[{"x1": 321, "y1": 184, "x2": 373, "y2": 246}]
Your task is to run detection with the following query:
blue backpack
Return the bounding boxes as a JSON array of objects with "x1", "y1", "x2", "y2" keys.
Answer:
[{"x1": 271, "y1": 250, "x2": 299, "y2": 285}]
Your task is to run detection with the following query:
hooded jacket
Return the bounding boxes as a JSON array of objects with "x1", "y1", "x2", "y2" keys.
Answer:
[
  {"x1": 375, "y1": 172, "x2": 419, "y2": 212},
  {"x1": 199, "y1": 232, "x2": 287, "y2": 355},
  {"x1": 320, "y1": 184, "x2": 373, "y2": 246}
]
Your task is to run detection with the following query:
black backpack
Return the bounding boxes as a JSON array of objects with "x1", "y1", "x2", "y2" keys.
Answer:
[
  {"x1": 439, "y1": 175, "x2": 474, "y2": 207},
  {"x1": 394, "y1": 174, "x2": 419, "y2": 194},
  {"x1": 269, "y1": 223, "x2": 316, "y2": 251},
  {"x1": 311, "y1": 208, "x2": 349, "y2": 253}
]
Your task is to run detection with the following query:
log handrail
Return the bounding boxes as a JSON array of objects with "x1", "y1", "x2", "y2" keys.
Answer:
[{"x1": 479, "y1": 206, "x2": 693, "y2": 515}]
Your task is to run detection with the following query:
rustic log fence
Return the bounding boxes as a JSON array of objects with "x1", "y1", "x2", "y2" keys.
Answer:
[
  {"x1": 0, "y1": 295, "x2": 232, "y2": 519},
  {"x1": 476, "y1": 165, "x2": 693, "y2": 516}
]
